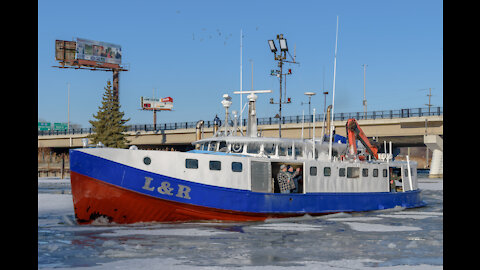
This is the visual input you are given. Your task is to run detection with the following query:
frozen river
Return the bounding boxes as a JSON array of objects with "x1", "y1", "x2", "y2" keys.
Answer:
[{"x1": 38, "y1": 176, "x2": 443, "y2": 269}]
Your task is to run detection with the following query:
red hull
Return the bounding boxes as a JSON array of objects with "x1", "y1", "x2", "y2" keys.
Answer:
[{"x1": 70, "y1": 171, "x2": 302, "y2": 224}]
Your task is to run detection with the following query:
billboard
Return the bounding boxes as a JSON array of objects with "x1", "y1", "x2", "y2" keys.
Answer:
[
  {"x1": 55, "y1": 40, "x2": 76, "y2": 61},
  {"x1": 76, "y1": 38, "x2": 122, "y2": 65},
  {"x1": 141, "y1": 97, "x2": 173, "y2": 111}
]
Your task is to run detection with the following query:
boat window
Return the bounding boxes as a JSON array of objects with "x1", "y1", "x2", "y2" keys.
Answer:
[
  {"x1": 231, "y1": 143, "x2": 243, "y2": 153},
  {"x1": 373, "y1": 169, "x2": 379, "y2": 177},
  {"x1": 310, "y1": 166, "x2": 317, "y2": 176},
  {"x1": 264, "y1": 144, "x2": 276, "y2": 155},
  {"x1": 208, "y1": 141, "x2": 217, "y2": 151},
  {"x1": 209, "y1": 160, "x2": 221, "y2": 171},
  {"x1": 247, "y1": 143, "x2": 260, "y2": 154},
  {"x1": 185, "y1": 159, "x2": 198, "y2": 169},
  {"x1": 143, "y1": 157, "x2": 151, "y2": 165},
  {"x1": 295, "y1": 146, "x2": 303, "y2": 157},
  {"x1": 278, "y1": 145, "x2": 287, "y2": 156},
  {"x1": 324, "y1": 167, "x2": 331, "y2": 176},
  {"x1": 347, "y1": 167, "x2": 360, "y2": 178},
  {"x1": 383, "y1": 169, "x2": 388, "y2": 177},
  {"x1": 218, "y1": 141, "x2": 227, "y2": 152},
  {"x1": 232, "y1": 162, "x2": 242, "y2": 172},
  {"x1": 339, "y1": 168, "x2": 346, "y2": 177},
  {"x1": 404, "y1": 169, "x2": 409, "y2": 177},
  {"x1": 362, "y1": 168, "x2": 369, "y2": 177},
  {"x1": 201, "y1": 143, "x2": 208, "y2": 151},
  {"x1": 287, "y1": 146, "x2": 293, "y2": 156}
]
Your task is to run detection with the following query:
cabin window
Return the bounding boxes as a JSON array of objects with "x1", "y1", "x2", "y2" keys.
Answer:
[
  {"x1": 404, "y1": 169, "x2": 409, "y2": 177},
  {"x1": 208, "y1": 141, "x2": 217, "y2": 151},
  {"x1": 185, "y1": 159, "x2": 198, "y2": 169},
  {"x1": 143, "y1": 157, "x2": 151, "y2": 165},
  {"x1": 362, "y1": 168, "x2": 369, "y2": 177},
  {"x1": 247, "y1": 143, "x2": 260, "y2": 154},
  {"x1": 278, "y1": 145, "x2": 287, "y2": 156},
  {"x1": 310, "y1": 166, "x2": 317, "y2": 176},
  {"x1": 295, "y1": 146, "x2": 303, "y2": 157},
  {"x1": 232, "y1": 162, "x2": 242, "y2": 172},
  {"x1": 264, "y1": 144, "x2": 276, "y2": 155},
  {"x1": 218, "y1": 141, "x2": 227, "y2": 152},
  {"x1": 347, "y1": 167, "x2": 360, "y2": 178},
  {"x1": 201, "y1": 143, "x2": 208, "y2": 151},
  {"x1": 339, "y1": 168, "x2": 346, "y2": 177},
  {"x1": 373, "y1": 169, "x2": 379, "y2": 177},
  {"x1": 231, "y1": 143, "x2": 243, "y2": 153},
  {"x1": 324, "y1": 167, "x2": 331, "y2": 176},
  {"x1": 209, "y1": 160, "x2": 221, "y2": 171},
  {"x1": 287, "y1": 146, "x2": 293, "y2": 156},
  {"x1": 383, "y1": 169, "x2": 388, "y2": 177}
]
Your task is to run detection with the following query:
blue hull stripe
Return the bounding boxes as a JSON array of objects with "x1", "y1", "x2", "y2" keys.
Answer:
[{"x1": 70, "y1": 150, "x2": 426, "y2": 214}]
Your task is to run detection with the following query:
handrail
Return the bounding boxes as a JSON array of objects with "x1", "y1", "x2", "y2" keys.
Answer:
[{"x1": 38, "y1": 106, "x2": 443, "y2": 136}]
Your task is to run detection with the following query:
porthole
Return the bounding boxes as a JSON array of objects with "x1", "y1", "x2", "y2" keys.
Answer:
[{"x1": 143, "y1": 157, "x2": 151, "y2": 165}]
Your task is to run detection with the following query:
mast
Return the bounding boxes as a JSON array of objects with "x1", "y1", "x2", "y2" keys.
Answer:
[
  {"x1": 329, "y1": 16, "x2": 339, "y2": 160},
  {"x1": 240, "y1": 29, "x2": 243, "y2": 132}
]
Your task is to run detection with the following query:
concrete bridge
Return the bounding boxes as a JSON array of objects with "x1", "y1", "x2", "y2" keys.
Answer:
[{"x1": 38, "y1": 115, "x2": 443, "y2": 149}]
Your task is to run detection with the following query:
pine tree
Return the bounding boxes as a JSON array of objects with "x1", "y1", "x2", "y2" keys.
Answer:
[{"x1": 89, "y1": 81, "x2": 130, "y2": 148}]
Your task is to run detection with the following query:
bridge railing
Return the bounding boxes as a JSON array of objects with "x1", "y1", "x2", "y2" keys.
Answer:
[{"x1": 38, "y1": 106, "x2": 443, "y2": 136}]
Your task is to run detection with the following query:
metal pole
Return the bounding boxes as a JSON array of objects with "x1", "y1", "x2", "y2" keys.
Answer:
[
  {"x1": 240, "y1": 29, "x2": 243, "y2": 131},
  {"x1": 362, "y1": 64, "x2": 367, "y2": 119},
  {"x1": 67, "y1": 82, "x2": 70, "y2": 132},
  {"x1": 308, "y1": 96, "x2": 311, "y2": 138},
  {"x1": 329, "y1": 16, "x2": 339, "y2": 160},
  {"x1": 113, "y1": 69, "x2": 120, "y2": 103},
  {"x1": 153, "y1": 88, "x2": 156, "y2": 130},
  {"x1": 279, "y1": 59, "x2": 283, "y2": 138}
]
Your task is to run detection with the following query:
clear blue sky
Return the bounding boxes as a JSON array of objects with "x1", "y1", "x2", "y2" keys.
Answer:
[{"x1": 38, "y1": 0, "x2": 443, "y2": 128}]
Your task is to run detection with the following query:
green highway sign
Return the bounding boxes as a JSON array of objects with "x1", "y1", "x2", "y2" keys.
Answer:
[
  {"x1": 38, "y1": 122, "x2": 51, "y2": 131},
  {"x1": 53, "y1": 123, "x2": 68, "y2": 130}
]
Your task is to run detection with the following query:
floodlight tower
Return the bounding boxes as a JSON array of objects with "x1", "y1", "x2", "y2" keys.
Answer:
[{"x1": 268, "y1": 34, "x2": 298, "y2": 137}]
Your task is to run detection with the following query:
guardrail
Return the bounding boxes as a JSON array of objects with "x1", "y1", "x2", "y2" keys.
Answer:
[{"x1": 38, "y1": 106, "x2": 443, "y2": 136}]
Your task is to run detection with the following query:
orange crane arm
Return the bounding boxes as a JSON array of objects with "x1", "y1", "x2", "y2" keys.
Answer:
[{"x1": 346, "y1": 118, "x2": 379, "y2": 160}]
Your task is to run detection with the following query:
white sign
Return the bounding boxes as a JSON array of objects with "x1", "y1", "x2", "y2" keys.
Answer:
[{"x1": 141, "y1": 96, "x2": 173, "y2": 111}]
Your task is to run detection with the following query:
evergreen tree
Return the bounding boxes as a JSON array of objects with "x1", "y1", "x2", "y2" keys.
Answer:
[{"x1": 89, "y1": 81, "x2": 130, "y2": 148}]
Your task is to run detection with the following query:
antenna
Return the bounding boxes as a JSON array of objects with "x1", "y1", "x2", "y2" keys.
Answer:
[
  {"x1": 240, "y1": 29, "x2": 243, "y2": 131},
  {"x1": 329, "y1": 16, "x2": 339, "y2": 161}
]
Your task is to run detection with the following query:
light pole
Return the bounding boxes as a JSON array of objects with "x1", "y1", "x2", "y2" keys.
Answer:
[
  {"x1": 362, "y1": 64, "x2": 367, "y2": 119},
  {"x1": 303, "y1": 92, "x2": 316, "y2": 138},
  {"x1": 268, "y1": 34, "x2": 298, "y2": 137}
]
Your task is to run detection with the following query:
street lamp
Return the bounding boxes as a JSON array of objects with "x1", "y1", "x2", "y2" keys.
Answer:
[
  {"x1": 268, "y1": 40, "x2": 277, "y2": 53},
  {"x1": 279, "y1": 38, "x2": 288, "y2": 51},
  {"x1": 303, "y1": 91, "x2": 316, "y2": 138}
]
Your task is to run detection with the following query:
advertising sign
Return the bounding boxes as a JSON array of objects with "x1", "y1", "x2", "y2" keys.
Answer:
[
  {"x1": 55, "y1": 40, "x2": 77, "y2": 61},
  {"x1": 76, "y1": 38, "x2": 122, "y2": 65},
  {"x1": 141, "y1": 97, "x2": 173, "y2": 111}
]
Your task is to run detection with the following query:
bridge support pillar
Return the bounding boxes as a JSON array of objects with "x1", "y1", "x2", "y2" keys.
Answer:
[{"x1": 424, "y1": 135, "x2": 443, "y2": 178}]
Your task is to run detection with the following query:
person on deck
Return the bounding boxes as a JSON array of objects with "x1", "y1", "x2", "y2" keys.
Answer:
[
  {"x1": 291, "y1": 167, "x2": 302, "y2": 193},
  {"x1": 287, "y1": 166, "x2": 297, "y2": 193},
  {"x1": 277, "y1": 164, "x2": 292, "y2": 194}
]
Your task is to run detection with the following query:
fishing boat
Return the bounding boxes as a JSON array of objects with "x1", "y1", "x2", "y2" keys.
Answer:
[{"x1": 69, "y1": 91, "x2": 426, "y2": 224}]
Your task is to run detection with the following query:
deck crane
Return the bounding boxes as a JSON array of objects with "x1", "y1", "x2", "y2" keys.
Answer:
[{"x1": 346, "y1": 118, "x2": 379, "y2": 160}]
